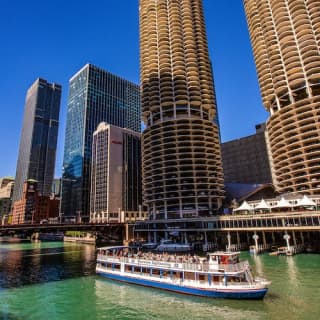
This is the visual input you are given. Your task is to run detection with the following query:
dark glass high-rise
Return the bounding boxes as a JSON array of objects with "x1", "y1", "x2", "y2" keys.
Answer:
[
  {"x1": 12, "y1": 78, "x2": 61, "y2": 204},
  {"x1": 60, "y1": 64, "x2": 141, "y2": 221}
]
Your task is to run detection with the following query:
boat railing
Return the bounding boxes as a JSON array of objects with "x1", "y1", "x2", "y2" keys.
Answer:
[{"x1": 97, "y1": 254, "x2": 249, "y2": 274}]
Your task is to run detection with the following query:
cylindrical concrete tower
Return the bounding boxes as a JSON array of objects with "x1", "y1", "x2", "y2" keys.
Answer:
[
  {"x1": 244, "y1": 0, "x2": 320, "y2": 195},
  {"x1": 140, "y1": 0, "x2": 224, "y2": 218}
]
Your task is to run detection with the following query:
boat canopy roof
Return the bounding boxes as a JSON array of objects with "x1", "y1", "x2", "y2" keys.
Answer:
[
  {"x1": 98, "y1": 246, "x2": 130, "y2": 251},
  {"x1": 208, "y1": 251, "x2": 240, "y2": 257}
]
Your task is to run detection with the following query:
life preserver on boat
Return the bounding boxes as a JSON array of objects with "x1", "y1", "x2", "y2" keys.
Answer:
[{"x1": 221, "y1": 256, "x2": 228, "y2": 264}]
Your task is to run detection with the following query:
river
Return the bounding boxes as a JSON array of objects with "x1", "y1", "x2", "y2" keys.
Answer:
[{"x1": 0, "y1": 240, "x2": 319, "y2": 320}]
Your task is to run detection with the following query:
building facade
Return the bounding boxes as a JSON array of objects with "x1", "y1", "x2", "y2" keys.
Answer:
[
  {"x1": 60, "y1": 64, "x2": 141, "y2": 221},
  {"x1": 52, "y1": 178, "x2": 61, "y2": 198},
  {"x1": 12, "y1": 180, "x2": 59, "y2": 224},
  {"x1": 221, "y1": 124, "x2": 272, "y2": 184},
  {"x1": 90, "y1": 123, "x2": 142, "y2": 223},
  {"x1": 12, "y1": 78, "x2": 61, "y2": 204},
  {"x1": 140, "y1": 0, "x2": 224, "y2": 219},
  {"x1": 244, "y1": 0, "x2": 320, "y2": 195},
  {"x1": 0, "y1": 177, "x2": 14, "y2": 199},
  {"x1": 0, "y1": 177, "x2": 14, "y2": 224}
]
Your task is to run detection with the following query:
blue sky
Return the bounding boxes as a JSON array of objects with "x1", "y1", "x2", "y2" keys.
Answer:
[{"x1": 0, "y1": 0, "x2": 268, "y2": 178}]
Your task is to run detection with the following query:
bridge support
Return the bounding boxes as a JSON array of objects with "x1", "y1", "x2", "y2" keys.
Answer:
[
  {"x1": 123, "y1": 224, "x2": 134, "y2": 245},
  {"x1": 125, "y1": 224, "x2": 129, "y2": 244},
  {"x1": 184, "y1": 232, "x2": 188, "y2": 244},
  {"x1": 300, "y1": 232, "x2": 305, "y2": 245},
  {"x1": 271, "y1": 232, "x2": 275, "y2": 244},
  {"x1": 307, "y1": 232, "x2": 311, "y2": 243},
  {"x1": 253, "y1": 232, "x2": 259, "y2": 253},
  {"x1": 204, "y1": 231, "x2": 208, "y2": 247},
  {"x1": 262, "y1": 231, "x2": 267, "y2": 247},
  {"x1": 292, "y1": 231, "x2": 297, "y2": 247},
  {"x1": 246, "y1": 232, "x2": 250, "y2": 244},
  {"x1": 227, "y1": 232, "x2": 231, "y2": 251}
]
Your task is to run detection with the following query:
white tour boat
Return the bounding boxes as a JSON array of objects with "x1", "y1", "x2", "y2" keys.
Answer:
[{"x1": 96, "y1": 246, "x2": 270, "y2": 299}]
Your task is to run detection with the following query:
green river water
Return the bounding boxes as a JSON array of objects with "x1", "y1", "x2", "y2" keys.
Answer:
[{"x1": 0, "y1": 241, "x2": 319, "y2": 320}]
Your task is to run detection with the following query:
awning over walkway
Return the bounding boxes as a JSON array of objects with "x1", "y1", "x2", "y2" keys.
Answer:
[
  {"x1": 233, "y1": 201, "x2": 253, "y2": 212},
  {"x1": 254, "y1": 199, "x2": 271, "y2": 210},
  {"x1": 295, "y1": 195, "x2": 316, "y2": 207},
  {"x1": 273, "y1": 197, "x2": 292, "y2": 208}
]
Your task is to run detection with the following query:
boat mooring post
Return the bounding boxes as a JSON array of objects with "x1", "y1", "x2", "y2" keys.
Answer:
[
  {"x1": 253, "y1": 233, "x2": 259, "y2": 252},
  {"x1": 283, "y1": 233, "x2": 291, "y2": 251}
]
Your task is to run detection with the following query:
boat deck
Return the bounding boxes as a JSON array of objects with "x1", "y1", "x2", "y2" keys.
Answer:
[{"x1": 97, "y1": 252, "x2": 249, "y2": 274}]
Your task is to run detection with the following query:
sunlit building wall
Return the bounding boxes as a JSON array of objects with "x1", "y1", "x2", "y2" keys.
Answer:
[
  {"x1": 244, "y1": 0, "x2": 320, "y2": 195},
  {"x1": 90, "y1": 123, "x2": 142, "y2": 223},
  {"x1": 140, "y1": 0, "x2": 224, "y2": 218}
]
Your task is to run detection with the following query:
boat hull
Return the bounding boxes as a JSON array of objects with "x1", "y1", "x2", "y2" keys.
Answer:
[{"x1": 96, "y1": 270, "x2": 267, "y2": 300}]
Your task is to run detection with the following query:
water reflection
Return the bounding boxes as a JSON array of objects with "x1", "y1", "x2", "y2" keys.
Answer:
[
  {"x1": 286, "y1": 257, "x2": 298, "y2": 287},
  {"x1": 1, "y1": 241, "x2": 320, "y2": 320},
  {"x1": 0, "y1": 241, "x2": 96, "y2": 289},
  {"x1": 252, "y1": 254, "x2": 264, "y2": 276},
  {"x1": 0, "y1": 311, "x2": 23, "y2": 320}
]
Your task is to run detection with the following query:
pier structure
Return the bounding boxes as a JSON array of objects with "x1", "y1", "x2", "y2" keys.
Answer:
[
  {"x1": 2, "y1": 210, "x2": 320, "y2": 252},
  {"x1": 134, "y1": 210, "x2": 320, "y2": 252}
]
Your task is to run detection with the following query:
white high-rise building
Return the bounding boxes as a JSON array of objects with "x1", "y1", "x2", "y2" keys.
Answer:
[{"x1": 90, "y1": 123, "x2": 142, "y2": 223}]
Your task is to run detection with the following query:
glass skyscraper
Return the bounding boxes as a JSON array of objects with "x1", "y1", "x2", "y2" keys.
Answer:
[
  {"x1": 60, "y1": 64, "x2": 141, "y2": 221},
  {"x1": 12, "y1": 78, "x2": 61, "y2": 204}
]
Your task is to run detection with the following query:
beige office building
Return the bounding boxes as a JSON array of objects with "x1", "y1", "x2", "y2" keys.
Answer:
[
  {"x1": 90, "y1": 123, "x2": 142, "y2": 223},
  {"x1": 140, "y1": 0, "x2": 224, "y2": 218},
  {"x1": 244, "y1": 0, "x2": 320, "y2": 195}
]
